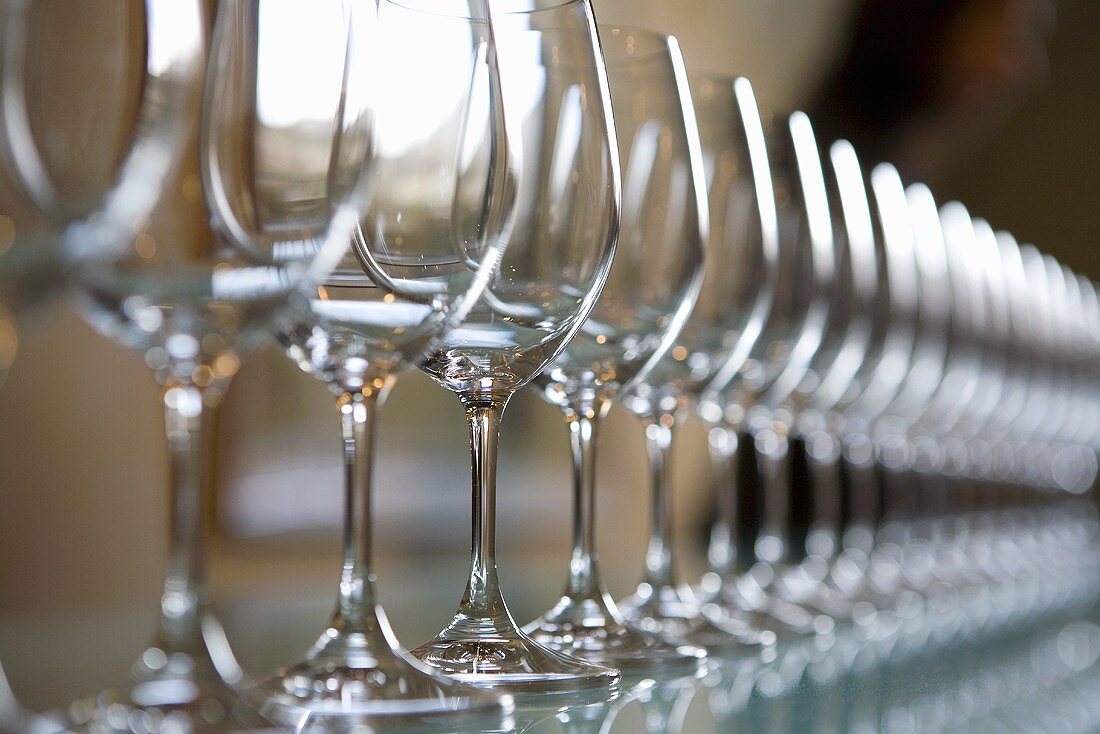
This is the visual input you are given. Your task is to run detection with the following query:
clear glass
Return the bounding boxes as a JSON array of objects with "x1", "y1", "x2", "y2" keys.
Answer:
[
  {"x1": 698, "y1": 159, "x2": 915, "y2": 640},
  {"x1": 716, "y1": 138, "x2": 898, "y2": 633},
  {"x1": 0, "y1": 3, "x2": 201, "y2": 726},
  {"x1": 776, "y1": 139, "x2": 882, "y2": 568},
  {"x1": 702, "y1": 109, "x2": 836, "y2": 601},
  {"x1": 58, "y1": 2, "x2": 379, "y2": 730},
  {"x1": 814, "y1": 178, "x2": 937, "y2": 616},
  {"x1": 258, "y1": 0, "x2": 517, "y2": 724},
  {"x1": 407, "y1": 0, "x2": 621, "y2": 695},
  {"x1": 615, "y1": 73, "x2": 780, "y2": 651},
  {"x1": 522, "y1": 26, "x2": 707, "y2": 674},
  {"x1": 0, "y1": 0, "x2": 200, "y2": 386}
]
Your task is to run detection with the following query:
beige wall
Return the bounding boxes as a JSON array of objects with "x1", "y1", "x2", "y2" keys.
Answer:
[{"x1": 592, "y1": 0, "x2": 859, "y2": 112}]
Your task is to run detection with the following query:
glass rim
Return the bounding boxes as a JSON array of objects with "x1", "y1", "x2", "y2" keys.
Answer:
[
  {"x1": 597, "y1": 24, "x2": 677, "y2": 64},
  {"x1": 379, "y1": 0, "x2": 584, "y2": 20},
  {"x1": 686, "y1": 68, "x2": 745, "y2": 86}
]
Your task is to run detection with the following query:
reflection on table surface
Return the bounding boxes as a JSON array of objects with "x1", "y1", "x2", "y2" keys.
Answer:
[{"x1": 7, "y1": 592, "x2": 1100, "y2": 733}]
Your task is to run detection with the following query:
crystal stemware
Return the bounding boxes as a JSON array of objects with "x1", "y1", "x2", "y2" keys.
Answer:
[
  {"x1": 407, "y1": 0, "x2": 621, "y2": 696},
  {"x1": 60, "y1": 2, "x2": 378, "y2": 729},
  {"x1": 649, "y1": 108, "x2": 835, "y2": 644},
  {"x1": 256, "y1": 0, "x2": 519, "y2": 725},
  {"x1": 811, "y1": 180, "x2": 941, "y2": 626},
  {"x1": 611, "y1": 70, "x2": 783, "y2": 655},
  {"x1": 0, "y1": 0, "x2": 200, "y2": 386},
  {"x1": 0, "y1": 2, "x2": 202, "y2": 727},
  {"x1": 520, "y1": 25, "x2": 707, "y2": 674},
  {"x1": 723, "y1": 135, "x2": 889, "y2": 630},
  {"x1": 613, "y1": 73, "x2": 783, "y2": 651}
]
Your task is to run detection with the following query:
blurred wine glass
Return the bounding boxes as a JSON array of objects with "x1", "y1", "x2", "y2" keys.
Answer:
[
  {"x1": 520, "y1": 25, "x2": 707, "y2": 675},
  {"x1": 55, "y1": 1, "x2": 378, "y2": 729},
  {"x1": 0, "y1": 0, "x2": 202, "y2": 726},
  {"x1": 687, "y1": 110, "x2": 839, "y2": 641},
  {"x1": 0, "y1": 0, "x2": 200, "y2": 384},
  {"x1": 613, "y1": 72, "x2": 780, "y2": 652}
]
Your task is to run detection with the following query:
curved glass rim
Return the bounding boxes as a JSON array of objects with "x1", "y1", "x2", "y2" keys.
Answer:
[
  {"x1": 380, "y1": 0, "x2": 583, "y2": 20},
  {"x1": 685, "y1": 67, "x2": 745, "y2": 86},
  {"x1": 598, "y1": 24, "x2": 678, "y2": 64}
]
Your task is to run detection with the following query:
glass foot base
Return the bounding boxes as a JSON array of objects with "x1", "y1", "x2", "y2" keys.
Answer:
[
  {"x1": 259, "y1": 625, "x2": 509, "y2": 727},
  {"x1": 523, "y1": 594, "x2": 706, "y2": 675},
  {"x1": 291, "y1": 708, "x2": 516, "y2": 734},
  {"x1": 61, "y1": 645, "x2": 273, "y2": 733},
  {"x1": 632, "y1": 674, "x2": 698, "y2": 734},
  {"x1": 410, "y1": 618, "x2": 620, "y2": 696},
  {"x1": 702, "y1": 571, "x2": 833, "y2": 639},
  {"x1": 619, "y1": 583, "x2": 774, "y2": 654}
]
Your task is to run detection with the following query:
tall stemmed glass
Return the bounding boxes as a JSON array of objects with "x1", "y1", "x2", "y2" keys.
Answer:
[
  {"x1": 817, "y1": 178, "x2": 936, "y2": 614},
  {"x1": 61, "y1": 2, "x2": 378, "y2": 729},
  {"x1": 724, "y1": 135, "x2": 884, "y2": 629},
  {"x1": 0, "y1": 0, "x2": 201, "y2": 727},
  {"x1": 520, "y1": 26, "x2": 707, "y2": 673},
  {"x1": 406, "y1": 0, "x2": 621, "y2": 695},
  {"x1": 0, "y1": 0, "x2": 201, "y2": 387},
  {"x1": 614, "y1": 73, "x2": 780, "y2": 650},
  {"x1": 780, "y1": 139, "x2": 882, "y2": 571},
  {"x1": 764, "y1": 155, "x2": 924, "y2": 637},
  {"x1": 634, "y1": 107, "x2": 834, "y2": 645},
  {"x1": 257, "y1": 0, "x2": 519, "y2": 724}
]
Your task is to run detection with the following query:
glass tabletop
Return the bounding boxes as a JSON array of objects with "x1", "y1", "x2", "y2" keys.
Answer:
[{"x1": 8, "y1": 595, "x2": 1100, "y2": 733}]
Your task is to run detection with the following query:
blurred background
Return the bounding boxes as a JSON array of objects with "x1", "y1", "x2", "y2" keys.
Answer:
[{"x1": 1, "y1": 0, "x2": 1097, "y2": 711}]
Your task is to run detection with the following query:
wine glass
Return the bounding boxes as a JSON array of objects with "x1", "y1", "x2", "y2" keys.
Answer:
[
  {"x1": 405, "y1": 0, "x2": 621, "y2": 696},
  {"x1": 0, "y1": 0, "x2": 202, "y2": 726},
  {"x1": 611, "y1": 72, "x2": 781, "y2": 652},
  {"x1": 777, "y1": 151, "x2": 921, "y2": 636},
  {"x1": 784, "y1": 139, "x2": 883, "y2": 569},
  {"x1": 0, "y1": 0, "x2": 201, "y2": 386},
  {"x1": 881, "y1": 202, "x2": 985, "y2": 602},
  {"x1": 684, "y1": 110, "x2": 839, "y2": 641},
  {"x1": 59, "y1": 2, "x2": 379, "y2": 729},
  {"x1": 519, "y1": 26, "x2": 707, "y2": 674},
  {"x1": 724, "y1": 135, "x2": 892, "y2": 630},
  {"x1": 814, "y1": 180, "x2": 945, "y2": 635},
  {"x1": 255, "y1": 0, "x2": 520, "y2": 725}
]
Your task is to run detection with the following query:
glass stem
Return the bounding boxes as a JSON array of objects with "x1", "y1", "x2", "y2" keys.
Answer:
[
  {"x1": 565, "y1": 399, "x2": 610, "y2": 598},
  {"x1": 756, "y1": 430, "x2": 791, "y2": 565},
  {"x1": 459, "y1": 395, "x2": 510, "y2": 619},
  {"x1": 706, "y1": 424, "x2": 739, "y2": 578},
  {"x1": 332, "y1": 383, "x2": 390, "y2": 633},
  {"x1": 156, "y1": 384, "x2": 213, "y2": 656},
  {"x1": 643, "y1": 415, "x2": 677, "y2": 589}
]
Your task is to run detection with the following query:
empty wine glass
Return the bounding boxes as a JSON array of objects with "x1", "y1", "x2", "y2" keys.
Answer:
[
  {"x1": 785, "y1": 139, "x2": 882, "y2": 568},
  {"x1": 814, "y1": 180, "x2": 939, "y2": 628},
  {"x1": 519, "y1": 25, "x2": 708, "y2": 674},
  {"x1": 406, "y1": 0, "x2": 621, "y2": 696},
  {"x1": 815, "y1": 173, "x2": 930, "y2": 611},
  {"x1": 58, "y1": 2, "x2": 380, "y2": 729},
  {"x1": 726, "y1": 135, "x2": 891, "y2": 630},
  {"x1": 255, "y1": 0, "x2": 521, "y2": 726},
  {"x1": 614, "y1": 72, "x2": 780, "y2": 651},
  {"x1": 0, "y1": 0, "x2": 201, "y2": 386},
  {"x1": 0, "y1": 3, "x2": 203, "y2": 728},
  {"x1": 689, "y1": 111, "x2": 840, "y2": 641}
]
